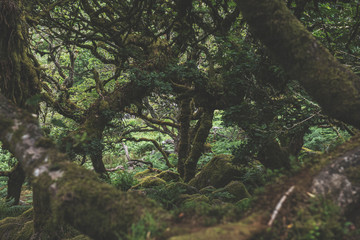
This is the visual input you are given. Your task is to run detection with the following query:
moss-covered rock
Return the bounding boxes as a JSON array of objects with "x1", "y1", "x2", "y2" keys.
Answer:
[
  {"x1": 156, "y1": 170, "x2": 180, "y2": 182},
  {"x1": 199, "y1": 186, "x2": 216, "y2": 195},
  {"x1": 189, "y1": 155, "x2": 243, "y2": 189},
  {"x1": 0, "y1": 208, "x2": 33, "y2": 240},
  {"x1": 181, "y1": 194, "x2": 211, "y2": 205},
  {"x1": 212, "y1": 181, "x2": 251, "y2": 203},
  {"x1": 167, "y1": 182, "x2": 198, "y2": 195},
  {"x1": 346, "y1": 165, "x2": 360, "y2": 186},
  {"x1": 131, "y1": 176, "x2": 166, "y2": 189},
  {"x1": 134, "y1": 169, "x2": 159, "y2": 180}
]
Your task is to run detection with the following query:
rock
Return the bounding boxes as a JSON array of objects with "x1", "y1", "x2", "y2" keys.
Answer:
[
  {"x1": 212, "y1": 181, "x2": 251, "y2": 202},
  {"x1": 311, "y1": 148, "x2": 360, "y2": 210},
  {"x1": 199, "y1": 186, "x2": 216, "y2": 195},
  {"x1": 131, "y1": 176, "x2": 166, "y2": 189},
  {"x1": 180, "y1": 194, "x2": 211, "y2": 205},
  {"x1": 156, "y1": 170, "x2": 181, "y2": 182},
  {"x1": 167, "y1": 182, "x2": 198, "y2": 195},
  {"x1": 134, "y1": 169, "x2": 158, "y2": 179},
  {"x1": 189, "y1": 155, "x2": 243, "y2": 189}
]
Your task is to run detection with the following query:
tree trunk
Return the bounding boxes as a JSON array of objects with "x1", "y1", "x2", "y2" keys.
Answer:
[
  {"x1": 0, "y1": 93, "x2": 167, "y2": 239},
  {"x1": 6, "y1": 163, "x2": 25, "y2": 205},
  {"x1": 171, "y1": 135, "x2": 360, "y2": 240},
  {"x1": 184, "y1": 108, "x2": 214, "y2": 182},
  {"x1": 236, "y1": 0, "x2": 360, "y2": 129},
  {"x1": 0, "y1": 0, "x2": 40, "y2": 111},
  {"x1": 177, "y1": 97, "x2": 192, "y2": 178}
]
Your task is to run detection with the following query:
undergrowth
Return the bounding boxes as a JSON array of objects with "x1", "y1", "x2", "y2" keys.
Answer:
[{"x1": 0, "y1": 177, "x2": 31, "y2": 220}]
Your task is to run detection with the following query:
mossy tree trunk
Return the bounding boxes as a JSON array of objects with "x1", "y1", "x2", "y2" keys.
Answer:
[
  {"x1": 236, "y1": 0, "x2": 360, "y2": 129},
  {"x1": 0, "y1": 0, "x2": 40, "y2": 110},
  {"x1": 184, "y1": 107, "x2": 214, "y2": 182},
  {"x1": 177, "y1": 97, "x2": 192, "y2": 178},
  {"x1": 0, "y1": 0, "x2": 41, "y2": 206},
  {"x1": 82, "y1": 112, "x2": 109, "y2": 180},
  {"x1": 0, "y1": 93, "x2": 167, "y2": 239}
]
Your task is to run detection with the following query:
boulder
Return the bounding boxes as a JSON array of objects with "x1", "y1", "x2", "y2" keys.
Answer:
[
  {"x1": 189, "y1": 155, "x2": 243, "y2": 189},
  {"x1": 311, "y1": 148, "x2": 360, "y2": 211},
  {"x1": 131, "y1": 176, "x2": 166, "y2": 189},
  {"x1": 156, "y1": 170, "x2": 181, "y2": 182},
  {"x1": 212, "y1": 181, "x2": 251, "y2": 203}
]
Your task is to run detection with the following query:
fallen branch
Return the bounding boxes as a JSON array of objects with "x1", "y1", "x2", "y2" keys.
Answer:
[
  {"x1": 128, "y1": 159, "x2": 153, "y2": 168},
  {"x1": 106, "y1": 165, "x2": 125, "y2": 172},
  {"x1": 268, "y1": 185, "x2": 295, "y2": 227}
]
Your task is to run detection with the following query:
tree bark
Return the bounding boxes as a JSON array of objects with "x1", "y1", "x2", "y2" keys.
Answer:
[
  {"x1": 184, "y1": 108, "x2": 214, "y2": 182},
  {"x1": 177, "y1": 97, "x2": 192, "y2": 178},
  {"x1": 6, "y1": 163, "x2": 25, "y2": 205},
  {"x1": 0, "y1": 94, "x2": 166, "y2": 240},
  {"x1": 0, "y1": 0, "x2": 40, "y2": 111},
  {"x1": 236, "y1": 0, "x2": 360, "y2": 129}
]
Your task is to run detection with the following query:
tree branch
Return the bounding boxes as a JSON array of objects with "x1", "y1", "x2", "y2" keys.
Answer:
[
  {"x1": 236, "y1": 0, "x2": 360, "y2": 129},
  {"x1": 0, "y1": 93, "x2": 165, "y2": 239}
]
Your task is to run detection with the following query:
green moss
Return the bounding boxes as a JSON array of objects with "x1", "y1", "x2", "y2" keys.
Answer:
[
  {"x1": 51, "y1": 162, "x2": 169, "y2": 239},
  {"x1": 156, "y1": 170, "x2": 180, "y2": 182},
  {"x1": 15, "y1": 220, "x2": 33, "y2": 240},
  {"x1": 0, "y1": 208, "x2": 33, "y2": 240},
  {"x1": 131, "y1": 176, "x2": 166, "y2": 189},
  {"x1": 184, "y1": 110, "x2": 214, "y2": 182},
  {"x1": 99, "y1": 99, "x2": 109, "y2": 111},
  {"x1": 166, "y1": 182, "x2": 198, "y2": 195},
  {"x1": 345, "y1": 166, "x2": 360, "y2": 186},
  {"x1": 0, "y1": 118, "x2": 13, "y2": 133},
  {"x1": 199, "y1": 186, "x2": 216, "y2": 195},
  {"x1": 134, "y1": 169, "x2": 158, "y2": 179},
  {"x1": 236, "y1": 0, "x2": 360, "y2": 127},
  {"x1": 170, "y1": 213, "x2": 264, "y2": 239},
  {"x1": 287, "y1": 197, "x2": 347, "y2": 240},
  {"x1": 182, "y1": 194, "x2": 210, "y2": 205},
  {"x1": 212, "y1": 181, "x2": 251, "y2": 203},
  {"x1": 189, "y1": 155, "x2": 243, "y2": 189}
]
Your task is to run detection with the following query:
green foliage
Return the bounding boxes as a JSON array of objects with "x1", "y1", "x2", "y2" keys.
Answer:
[
  {"x1": 303, "y1": 126, "x2": 350, "y2": 153},
  {"x1": 129, "y1": 212, "x2": 165, "y2": 240},
  {"x1": 177, "y1": 199, "x2": 250, "y2": 226},
  {"x1": 0, "y1": 143, "x2": 16, "y2": 170},
  {"x1": 111, "y1": 171, "x2": 138, "y2": 191},
  {"x1": 207, "y1": 190, "x2": 235, "y2": 202},
  {"x1": 287, "y1": 197, "x2": 357, "y2": 240},
  {"x1": 145, "y1": 182, "x2": 187, "y2": 210}
]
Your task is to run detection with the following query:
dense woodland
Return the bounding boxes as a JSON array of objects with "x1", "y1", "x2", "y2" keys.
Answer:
[{"x1": 0, "y1": 0, "x2": 360, "y2": 239}]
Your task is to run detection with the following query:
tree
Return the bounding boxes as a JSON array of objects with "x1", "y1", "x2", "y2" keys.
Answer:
[
  {"x1": 0, "y1": 0, "x2": 359, "y2": 239},
  {"x1": 236, "y1": 0, "x2": 360, "y2": 129}
]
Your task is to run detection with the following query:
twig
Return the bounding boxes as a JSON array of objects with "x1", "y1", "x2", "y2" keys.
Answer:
[
  {"x1": 268, "y1": 185, "x2": 295, "y2": 227},
  {"x1": 106, "y1": 165, "x2": 125, "y2": 172}
]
